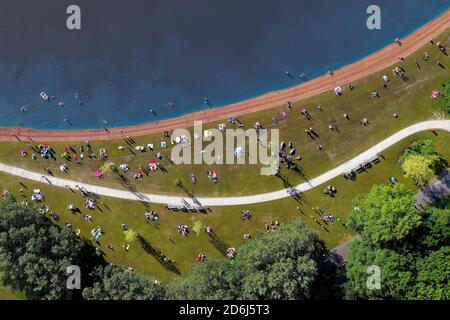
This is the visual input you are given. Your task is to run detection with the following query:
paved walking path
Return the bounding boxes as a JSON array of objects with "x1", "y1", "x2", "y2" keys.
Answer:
[
  {"x1": 330, "y1": 235, "x2": 362, "y2": 262},
  {"x1": 0, "y1": 120, "x2": 449, "y2": 207},
  {"x1": 415, "y1": 169, "x2": 450, "y2": 208}
]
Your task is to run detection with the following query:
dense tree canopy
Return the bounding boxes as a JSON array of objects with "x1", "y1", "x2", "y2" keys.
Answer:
[
  {"x1": 346, "y1": 183, "x2": 450, "y2": 300},
  {"x1": 409, "y1": 246, "x2": 450, "y2": 300},
  {"x1": 3, "y1": 179, "x2": 447, "y2": 301},
  {"x1": 169, "y1": 260, "x2": 239, "y2": 300},
  {"x1": 235, "y1": 219, "x2": 323, "y2": 300},
  {"x1": 412, "y1": 206, "x2": 450, "y2": 250},
  {"x1": 0, "y1": 197, "x2": 338, "y2": 300},
  {"x1": 345, "y1": 240, "x2": 415, "y2": 299},
  {"x1": 0, "y1": 198, "x2": 95, "y2": 300},
  {"x1": 170, "y1": 218, "x2": 329, "y2": 300},
  {"x1": 82, "y1": 264, "x2": 166, "y2": 300},
  {"x1": 348, "y1": 184, "x2": 421, "y2": 244}
]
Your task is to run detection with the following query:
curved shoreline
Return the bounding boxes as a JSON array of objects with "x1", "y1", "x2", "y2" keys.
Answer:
[
  {"x1": 1, "y1": 10, "x2": 449, "y2": 142},
  {"x1": 1, "y1": 120, "x2": 449, "y2": 205}
]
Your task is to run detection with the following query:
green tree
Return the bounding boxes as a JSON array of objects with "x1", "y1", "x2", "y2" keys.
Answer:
[
  {"x1": 345, "y1": 240, "x2": 415, "y2": 300},
  {"x1": 346, "y1": 184, "x2": 450, "y2": 300},
  {"x1": 82, "y1": 264, "x2": 165, "y2": 300},
  {"x1": 440, "y1": 79, "x2": 450, "y2": 114},
  {"x1": 235, "y1": 219, "x2": 323, "y2": 300},
  {"x1": 412, "y1": 206, "x2": 450, "y2": 250},
  {"x1": 399, "y1": 139, "x2": 437, "y2": 164},
  {"x1": 409, "y1": 247, "x2": 450, "y2": 300},
  {"x1": 348, "y1": 184, "x2": 421, "y2": 244},
  {"x1": 171, "y1": 218, "x2": 327, "y2": 300},
  {"x1": 100, "y1": 162, "x2": 115, "y2": 174},
  {"x1": 401, "y1": 154, "x2": 440, "y2": 186},
  {"x1": 168, "y1": 260, "x2": 239, "y2": 300},
  {"x1": 124, "y1": 229, "x2": 138, "y2": 243},
  {"x1": 192, "y1": 220, "x2": 205, "y2": 236},
  {"x1": 0, "y1": 198, "x2": 96, "y2": 300}
]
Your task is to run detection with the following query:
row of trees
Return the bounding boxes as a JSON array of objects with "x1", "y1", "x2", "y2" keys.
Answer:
[
  {"x1": 0, "y1": 198, "x2": 164, "y2": 300},
  {"x1": 1, "y1": 183, "x2": 448, "y2": 300},
  {"x1": 0, "y1": 196, "x2": 342, "y2": 300},
  {"x1": 168, "y1": 218, "x2": 340, "y2": 300}
]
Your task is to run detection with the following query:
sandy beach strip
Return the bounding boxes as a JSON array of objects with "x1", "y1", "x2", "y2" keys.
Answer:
[{"x1": 1, "y1": 9, "x2": 449, "y2": 142}]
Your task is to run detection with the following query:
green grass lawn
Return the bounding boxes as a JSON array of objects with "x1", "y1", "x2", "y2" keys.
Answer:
[
  {"x1": 1, "y1": 130, "x2": 449, "y2": 287},
  {"x1": 0, "y1": 284, "x2": 23, "y2": 300},
  {"x1": 0, "y1": 30, "x2": 449, "y2": 197}
]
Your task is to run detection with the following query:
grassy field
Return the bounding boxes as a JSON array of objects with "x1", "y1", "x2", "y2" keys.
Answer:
[
  {"x1": 0, "y1": 30, "x2": 449, "y2": 299},
  {"x1": 0, "y1": 285, "x2": 23, "y2": 300},
  {"x1": 0, "y1": 30, "x2": 449, "y2": 197},
  {"x1": 1, "y1": 130, "x2": 449, "y2": 289}
]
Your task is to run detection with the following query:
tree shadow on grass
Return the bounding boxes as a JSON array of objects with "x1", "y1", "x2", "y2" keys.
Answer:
[
  {"x1": 115, "y1": 173, "x2": 134, "y2": 191},
  {"x1": 101, "y1": 202, "x2": 111, "y2": 211},
  {"x1": 147, "y1": 220, "x2": 160, "y2": 230},
  {"x1": 137, "y1": 235, "x2": 180, "y2": 274},
  {"x1": 114, "y1": 172, "x2": 151, "y2": 204},
  {"x1": 139, "y1": 200, "x2": 151, "y2": 210},
  {"x1": 275, "y1": 173, "x2": 304, "y2": 204},
  {"x1": 311, "y1": 251, "x2": 346, "y2": 300},
  {"x1": 207, "y1": 232, "x2": 231, "y2": 257}
]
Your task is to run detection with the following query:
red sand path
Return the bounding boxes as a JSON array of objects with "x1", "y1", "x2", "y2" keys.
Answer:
[{"x1": 1, "y1": 10, "x2": 449, "y2": 142}]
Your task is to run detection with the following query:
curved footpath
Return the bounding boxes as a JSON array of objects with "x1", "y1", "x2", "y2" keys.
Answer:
[
  {"x1": 1, "y1": 120, "x2": 449, "y2": 206},
  {"x1": 0, "y1": 10, "x2": 449, "y2": 142}
]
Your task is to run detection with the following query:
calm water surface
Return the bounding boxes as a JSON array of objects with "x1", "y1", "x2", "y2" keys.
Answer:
[{"x1": 0, "y1": 0, "x2": 448, "y2": 129}]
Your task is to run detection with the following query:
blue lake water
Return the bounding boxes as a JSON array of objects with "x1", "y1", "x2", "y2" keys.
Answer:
[{"x1": 0, "y1": 0, "x2": 448, "y2": 129}]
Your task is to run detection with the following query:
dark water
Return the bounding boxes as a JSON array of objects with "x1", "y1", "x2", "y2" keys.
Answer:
[{"x1": 0, "y1": 0, "x2": 448, "y2": 129}]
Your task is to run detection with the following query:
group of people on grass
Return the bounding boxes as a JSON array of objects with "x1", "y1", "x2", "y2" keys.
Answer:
[{"x1": 9, "y1": 38, "x2": 448, "y2": 269}]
